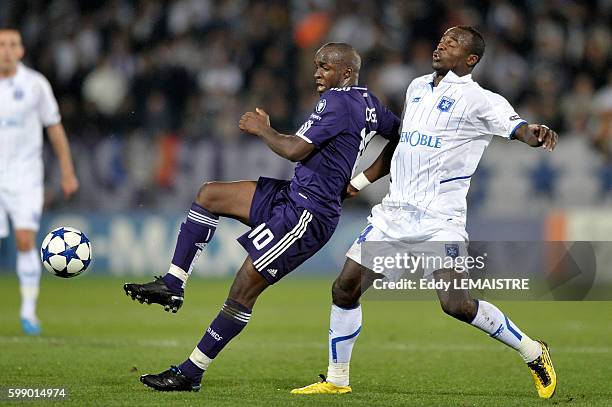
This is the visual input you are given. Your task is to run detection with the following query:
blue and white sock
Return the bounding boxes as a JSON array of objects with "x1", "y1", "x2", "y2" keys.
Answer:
[
  {"x1": 327, "y1": 304, "x2": 361, "y2": 387},
  {"x1": 470, "y1": 300, "x2": 542, "y2": 362},
  {"x1": 179, "y1": 299, "x2": 252, "y2": 382},
  {"x1": 17, "y1": 249, "x2": 41, "y2": 321},
  {"x1": 163, "y1": 202, "x2": 218, "y2": 292}
]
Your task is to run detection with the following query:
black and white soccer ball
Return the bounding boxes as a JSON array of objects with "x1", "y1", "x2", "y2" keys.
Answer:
[{"x1": 40, "y1": 227, "x2": 92, "y2": 278}]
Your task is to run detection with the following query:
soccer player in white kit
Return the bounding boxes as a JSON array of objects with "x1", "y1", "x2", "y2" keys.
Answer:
[
  {"x1": 0, "y1": 29, "x2": 79, "y2": 335},
  {"x1": 292, "y1": 26, "x2": 558, "y2": 399}
]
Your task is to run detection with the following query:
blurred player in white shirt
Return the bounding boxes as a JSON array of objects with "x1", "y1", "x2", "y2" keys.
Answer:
[
  {"x1": 0, "y1": 29, "x2": 79, "y2": 335},
  {"x1": 293, "y1": 26, "x2": 559, "y2": 399}
]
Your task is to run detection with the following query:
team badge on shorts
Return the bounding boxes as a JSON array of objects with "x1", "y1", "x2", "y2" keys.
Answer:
[
  {"x1": 437, "y1": 96, "x2": 455, "y2": 112},
  {"x1": 445, "y1": 243, "x2": 460, "y2": 259}
]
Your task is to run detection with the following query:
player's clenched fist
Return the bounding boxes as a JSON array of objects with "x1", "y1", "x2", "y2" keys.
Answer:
[
  {"x1": 529, "y1": 124, "x2": 558, "y2": 152},
  {"x1": 342, "y1": 183, "x2": 359, "y2": 201},
  {"x1": 61, "y1": 173, "x2": 79, "y2": 198},
  {"x1": 239, "y1": 107, "x2": 271, "y2": 137},
  {"x1": 537, "y1": 125, "x2": 558, "y2": 152}
]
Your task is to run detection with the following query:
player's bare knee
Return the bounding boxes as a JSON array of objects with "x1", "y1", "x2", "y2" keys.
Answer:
[
  {"x1": 16, "y1": 240, "x2": 34, "y2": 252},
  {"x1": 332, "y1": 278, "x2": 360, "y2": 308},
  {"x1": 227, "y1": 259, "x2": 269, "y2": 309},
  {"x1": 440, "y1": 298, "x2": 476, "y2": 322},
  {"x1": 15, "y1": 234, "x2": 35, "y2": 251},
  {"x1": 195, "y1": 182, "x2": 217, "y2": 211}
]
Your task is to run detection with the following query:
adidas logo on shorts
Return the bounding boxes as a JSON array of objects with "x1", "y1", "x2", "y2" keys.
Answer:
[{"x1": 267, "y1": 269, "x2": 278, "y2": 277}]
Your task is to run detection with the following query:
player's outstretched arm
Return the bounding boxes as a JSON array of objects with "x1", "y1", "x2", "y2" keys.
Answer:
[
  {"x1": 345, "y1": 138, "x2": 399, "y2": 199},
  {"x1": 47, "y1": 123, "x2": 79, "y2": 198},
  {"x1": 514, "y1": 123, "x2": 558, "y2": 152},
  {"x1": 363, "y1": 137, "x2": 399, "y2": 183},
  {"x1": 239, "y1": 108, "x2": 315, "y2": 162}
]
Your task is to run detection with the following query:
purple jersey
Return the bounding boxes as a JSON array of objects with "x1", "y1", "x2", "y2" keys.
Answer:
[{"x1": 289, "y1": 86, "x2": 400, "y2": 219}]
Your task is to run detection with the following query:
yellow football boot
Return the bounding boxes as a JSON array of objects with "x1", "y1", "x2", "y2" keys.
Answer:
[
  {"x1": 291, "y1": 374, "x2": 352, "y2": 395},
  {"x1": 527, "y1": 340, "x2": 557, "y2": 399}
]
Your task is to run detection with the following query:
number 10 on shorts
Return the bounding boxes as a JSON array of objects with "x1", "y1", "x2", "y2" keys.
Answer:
[{"x1": 248, "y1": 223, "x2": 274, "y2": 250}]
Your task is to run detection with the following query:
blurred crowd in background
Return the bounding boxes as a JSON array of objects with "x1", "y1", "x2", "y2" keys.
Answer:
[{"x1": 1, "y1": 0, "x2": 611, "y2": 212}]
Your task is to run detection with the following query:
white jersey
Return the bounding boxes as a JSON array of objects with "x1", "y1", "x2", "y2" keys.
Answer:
[
  {"x1": 381, "y1": 71, "x2": 525, "y2": 222},
  {"x1": 0, "y1": 63, "x2": 61, "y2": 188}
]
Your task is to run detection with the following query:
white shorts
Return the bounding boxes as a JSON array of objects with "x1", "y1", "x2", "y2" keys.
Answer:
[
  {"x1": 346, "y1": 204, "x2": 468, "y2": 278},
  {"x1": 0, "y1": 184, "x2": 43, "y2": 232}
]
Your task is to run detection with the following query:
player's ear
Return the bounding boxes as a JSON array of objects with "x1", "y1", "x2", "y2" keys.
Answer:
[
  {"x1": 343, "y1": 66, "x2": 353, "y2": 79},
  {"x1": 466, "y1": 54, "x2": 479, "y2": 68}
]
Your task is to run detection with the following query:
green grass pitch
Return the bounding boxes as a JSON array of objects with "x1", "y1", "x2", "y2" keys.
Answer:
[{"x1": 0, "y1": 273, "x2": 611, "y2": 406}]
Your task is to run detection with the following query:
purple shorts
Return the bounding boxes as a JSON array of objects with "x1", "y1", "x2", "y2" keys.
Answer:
[{"x1": 237, "y1": 177, "x2": 337, "y2": 284}]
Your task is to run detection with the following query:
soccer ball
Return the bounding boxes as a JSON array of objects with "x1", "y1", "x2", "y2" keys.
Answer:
[{"x1": 40, "y1": 227, "x2": 92, "y2": 278}]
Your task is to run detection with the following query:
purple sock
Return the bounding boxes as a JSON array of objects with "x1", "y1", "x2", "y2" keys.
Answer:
[
  {"x1": 179, "y1": 299, "x2": 252, "y2": 382},
  {"x1": 162, "y1": 202, "x2": 218, "y2": 292}
]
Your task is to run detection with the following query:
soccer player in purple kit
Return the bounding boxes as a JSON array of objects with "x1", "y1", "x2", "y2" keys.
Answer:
[{"x1": 123, "y1": 42, "x2": 401, "y2": 392}]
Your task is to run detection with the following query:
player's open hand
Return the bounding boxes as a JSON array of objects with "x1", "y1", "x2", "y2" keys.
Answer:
[
  {"x1": 61, "y1": 173, "x2": 79, "y2": 198},
  {"x1": 239, "y1": 108, "x2": 271, "y2": 136},
  {"x1": 530, "y1": 124, "x2": 558, "y2": 152}
]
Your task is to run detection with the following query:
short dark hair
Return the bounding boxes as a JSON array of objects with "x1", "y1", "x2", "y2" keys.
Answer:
[
  {"x1": 456, "y1": 25, "x2": 485, "y2": 65},
  {"x1": 319, "y1": 42, "x2": 362, "y2": 73}
]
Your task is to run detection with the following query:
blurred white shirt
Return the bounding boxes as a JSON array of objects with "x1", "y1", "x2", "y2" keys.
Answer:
[{"x1": 0, "y1": 63, "x2": 60, "y2": 188}]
